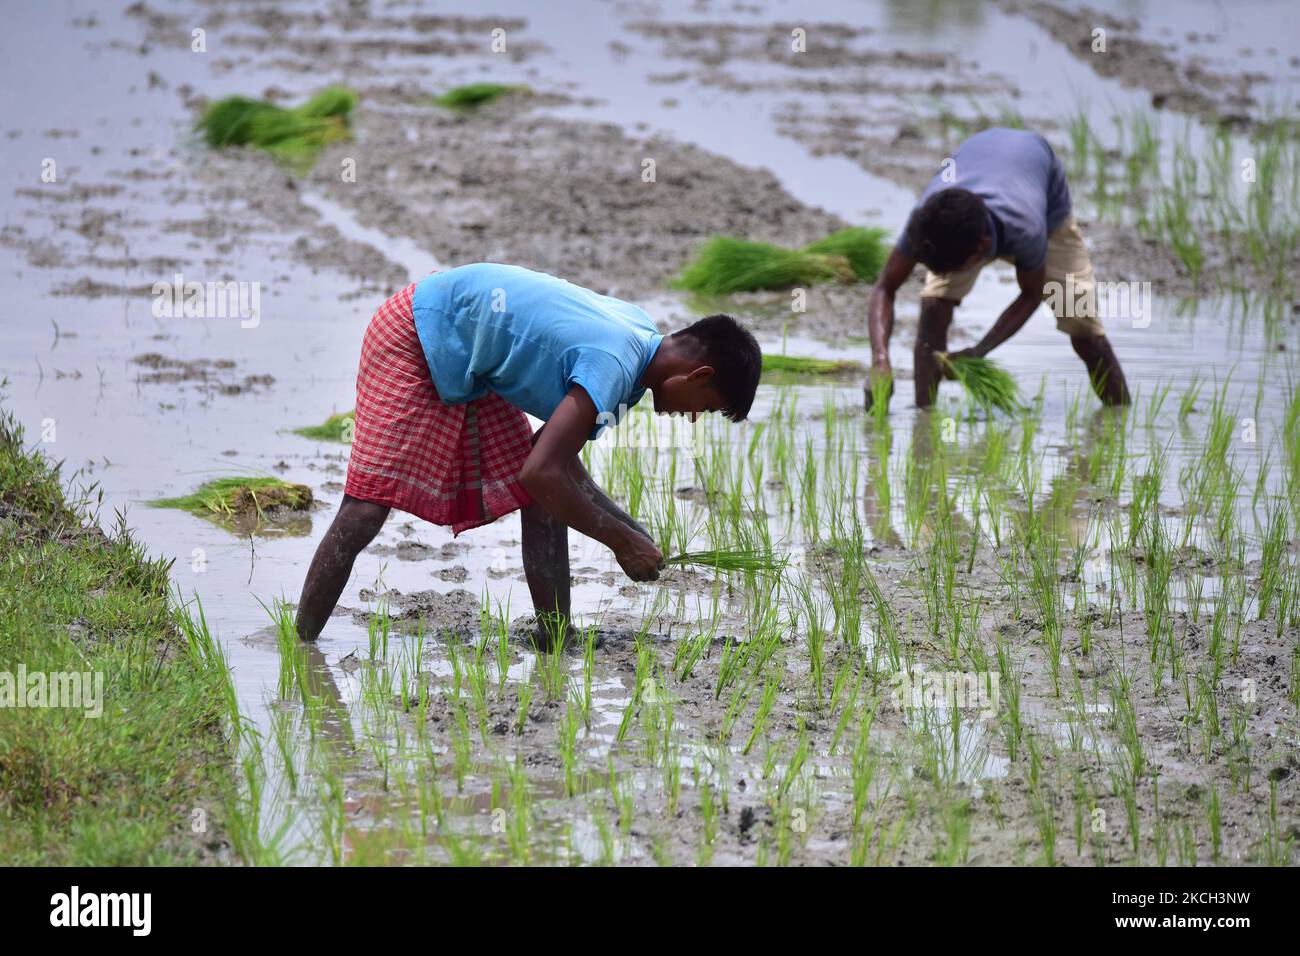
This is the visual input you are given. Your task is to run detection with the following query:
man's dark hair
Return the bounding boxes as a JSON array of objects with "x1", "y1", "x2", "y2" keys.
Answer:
[
  {"x1": 906, "y1": 188, "x2": 989, "y2": 275},
  {"x1": 675, "y1": 313, "x2": 761, "y2": 422}
]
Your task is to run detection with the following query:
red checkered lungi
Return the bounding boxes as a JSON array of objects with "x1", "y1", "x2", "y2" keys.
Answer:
[{"x1": 343, "y1": 282, "x2": 535, "y2": 534}]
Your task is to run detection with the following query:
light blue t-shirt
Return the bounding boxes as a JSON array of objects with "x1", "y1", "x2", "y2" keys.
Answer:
[
  {"x1": 896, "y1": 128, "x2": 1072, "y2": 273},
  {"x1": 411, "y1": 264, "x2": 664, "y2": 439}
]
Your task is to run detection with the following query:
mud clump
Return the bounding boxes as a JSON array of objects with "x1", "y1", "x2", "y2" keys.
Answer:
[{"x1": 133, "y1": 353, "x2": 275, "y2": 394}]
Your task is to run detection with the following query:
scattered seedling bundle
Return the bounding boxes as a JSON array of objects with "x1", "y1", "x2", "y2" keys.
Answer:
[
  {"x1": 195, "y1": 87, "x2": 358, "y2": 173},
  {"x1": 761, "y1": 354, "x2": 861, "y2": 377},
  {"x1": 295, "y1": 411, "x2": 355, "y2": 443},
  {"x1": 151, "y1": 477, "x2": 313, "y2": 519},
  {"x1": 936, "y1": 352, "x2": 1022, "y2": 413},
  {"x1": 673, "y1": 227, "x2": 888, "y2": 294},
  {"x1": 432, "y1": 83, "x2": 528, "y2": 110}
]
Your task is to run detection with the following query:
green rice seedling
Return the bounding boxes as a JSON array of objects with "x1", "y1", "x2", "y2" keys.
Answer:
[
  {"x1": 294, "y1": 410, "x2": 354, "y2": 443},
  {"x1": 151, "y1": 476, "x2": 313, "y2": 521},
  {"x1": 449, "y1": 698, "x2": 473, "y2": 792},
  {"x1": 662, "y1": 725, "x2": 681, "y2": 815},
  {"x1": 1255, "y1": 499, "x2": 1289, "y2": 621},
  {"x1": 514, "y1": 667, "x2": 532, "y2": 735},
  {"x1": 1178, "y1": 372, "x2": 1202, "y2": 421},
  {"x1": 1208, "y1": 785, "x2": 1222, "y2": 862},
  {"x1": 589, "y1": 800, "x2": 617, "y2": 866},
  {"x1": 1257, "y1": 779, "x2": 1297, "y2": 865},
  {"x1": 616, "y1": 639, "x2": 656, "y2": 743},
  {"x1": 607, "y1": 758, "x2": 636, "y2": 837},
  {"x1": 1289, "y1": 641, "x2": 1300, "y2": 712},
  {"x1": 933, "y1": 798, "x2": 971, "y2": 866},
  {"x1": 995, "y1": 634, "x2": 1024, "y2": 762},
  {"x1": 1175, "y1": 821, "x2": 1198, "y2": 866},
  {"x1": 1028, "y1": 783, "x2": 1060, "y2": 866},
  {"x1": 673, "y1": 628, "x2": 714, "y2": 682},
  {"x1": 697, "y1": 771, "x2": 718, "y2": 866},
  {"x1": 432, "y1": 82, "x2": 527, "y2": 111},
  {"x1": 534, "y1": 636, "x2": 570, "y2": 702},
  {"x1": 742, "y1": 670, "x2": 781, "y2": 756},
  {"x1": 803, "y1": 226, "x2": 889, "y2": 281},
  {"x1": 672, "y1": 236, "x2": 856, "y2": 294},
  {"x1": 558, "y1": 700, "x2": 581, "y2": 797},
  {"x1": 195, "y1": 87, "x2": 357, "y2": 173},
  {"x1": 936, "y1": 352, "x2": 1022, "y2": 414},
  {"x1": 761, "y1": 353, "x2": 861, "y2": 377},
  {"x1": 850, "y1": 698, "x2": 879, "y2": 831},
  {"x1": 580, "y1": 624, "x2": 597, "y2": 726}
]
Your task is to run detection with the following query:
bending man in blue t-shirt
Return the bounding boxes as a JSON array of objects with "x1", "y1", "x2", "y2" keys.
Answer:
[
  {"x1": 867, "y1": 127, "x2": 1130, "y2": 409},
  {"x1": 295, "y1": 264, "x2": 762, "y2": 647}
]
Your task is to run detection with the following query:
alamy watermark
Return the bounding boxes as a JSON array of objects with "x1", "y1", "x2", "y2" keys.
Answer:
[
  {"x1": 0, "y1": 665, "x2": 104, "y2": 718},
  {"x1": 890, "y1": 669, "x2": 999, "y2": 720},
  {"x1": 1043, "y1": 275, "x2": 1153, "y2": 329},
  {"x1": 595, "y1": 403, "x2": 702, "y2": 456},
  {"x1": 50, "y1": 886, "x2": 150, "y2": 936},
  {"x1": 151, "y1": 272, "x2": 261, "y2": 328}
]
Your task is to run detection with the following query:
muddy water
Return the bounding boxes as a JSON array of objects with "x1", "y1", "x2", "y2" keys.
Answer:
[{"x1": 2, "y1": 0, "x2": 1297, "y2": 863}]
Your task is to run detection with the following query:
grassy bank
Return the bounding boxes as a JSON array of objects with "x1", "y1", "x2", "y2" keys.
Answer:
[{"x1": 0, "y1": 411, "x2": 233, "y2": 864}]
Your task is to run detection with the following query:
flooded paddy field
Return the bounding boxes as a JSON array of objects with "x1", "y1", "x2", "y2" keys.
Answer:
[{"x1": 2, "y1": 0, "x2": 1298, "y2": 867}]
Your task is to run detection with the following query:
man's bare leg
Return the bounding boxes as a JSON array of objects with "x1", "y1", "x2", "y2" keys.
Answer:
[
  {"x1": 915, "y1": 297, "x2": 956, "y2": 407},
  {"x1": 521, "y1": 502, "x2": 571, "y2": 651},
  {"x1": 295, "y1": 495, "x2": 390, "y2": 641},
  {"x1": 1071, "y1": 334, "x2": 1131, "y2": 406}
]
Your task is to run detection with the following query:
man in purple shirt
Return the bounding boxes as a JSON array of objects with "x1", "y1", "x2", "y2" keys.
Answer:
[{"x1": 867, "y1": 128, "x2": 1130, "y2": 409}]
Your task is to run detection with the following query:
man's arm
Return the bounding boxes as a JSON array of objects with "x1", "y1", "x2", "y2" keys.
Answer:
[
  {"x1": 866, "y1": 247, "x2": 917, "y2": 408},
  {"x1": 869, "y1": 247, "x2": 917, "y2": 368},
  {"x1": 533, "y1": 423, "x2": 653, "y2": 540},
  {"x1": 519, "y1": 385, "x2": 663, "y2": 581},
  {"x1": 954, "y1": 266, "x2": 1045, "y2": 359}
]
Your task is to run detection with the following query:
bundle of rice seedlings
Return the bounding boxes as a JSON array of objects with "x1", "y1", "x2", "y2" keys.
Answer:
[
  {"x1": 762, "y1": 354, "x2": 861, "y2": 376},
  {"x1": 672, "y1": 225, "x2": 889, "y2": 295},
  {"x1": 294, "y1": 410, "x2": 355, "y2": 443},
  {"x1": 151, "y1": 477, "x2": 313, "y2": 520},
  {"x1": 664, "y1": 548, "x2": 788, "y2": 575},
  {"x1": 936, "y1": 352, "x2": 1022, "y2": 414},
  {"x1": 195, "y1": 87, "x2": 358, "y2": 173},
  {"x1": 802, "y1": 226, "x2": 889, "y2": 283},
  {"x1": 432, "y1": 83, "x2": 528, "y2": 110},
  {"x1": 672, "y1": 237, "x2": 855, "y2": 295}
]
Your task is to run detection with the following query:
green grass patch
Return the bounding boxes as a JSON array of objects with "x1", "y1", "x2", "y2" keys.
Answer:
[
  {"x1": 294, "y1": 410, "x2": 354, "y2": 443},
  {"x1": 672, "y1": 227, "x2": 888, "y2": 295},
  {"x1": 937, "y1": 352, "x2": 1023, "y2": 414},
  {"x1": 195, "y1": 86, "x2": 358, "y2": 174},
  {"x1": 0, "y1": 411, "x2": 232, "y2": 864},
  {"x1": 432, "y1": 83, "x2": 528, "y2": 111}
]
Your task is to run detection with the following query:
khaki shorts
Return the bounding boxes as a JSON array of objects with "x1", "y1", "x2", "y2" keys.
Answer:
[{"x1": 919, "y1": 216, "x2": 1105, "y2": 338}]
